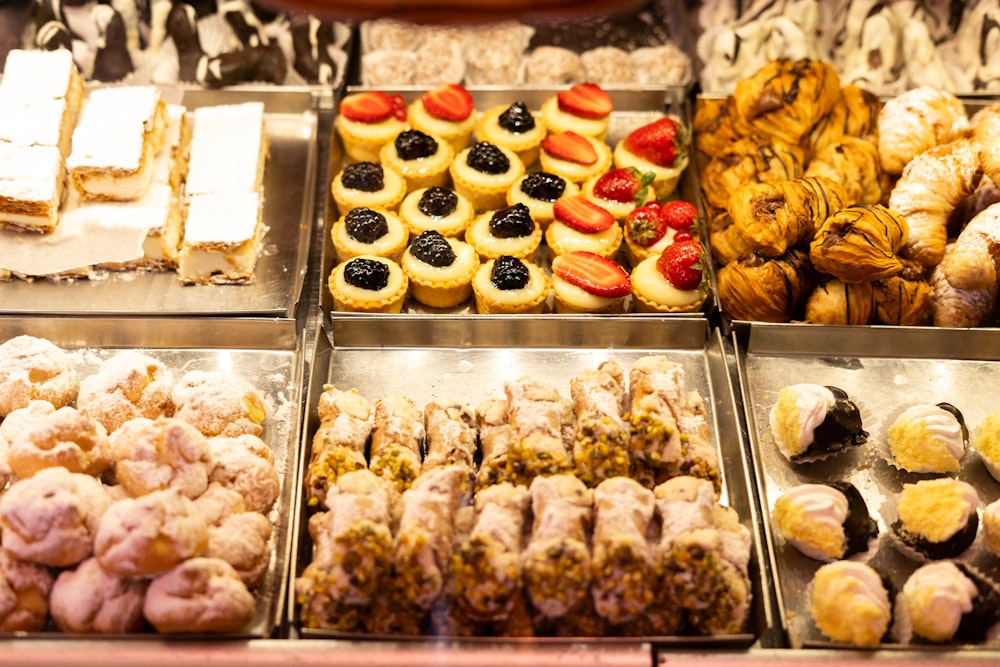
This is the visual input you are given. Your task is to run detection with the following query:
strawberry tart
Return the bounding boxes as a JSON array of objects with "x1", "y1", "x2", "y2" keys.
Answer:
[
  {"x1": 450, "y1": 141, "x2": 525, "y2": 211},
  {"x1": 475, "y1": 101, "x2": 548, "y2": 167},
  {"x1": 408, "y1": 84, "x2": 476, "y2": 154},
  {"x1": 336, "y1": 90, "x2": 408, "y2": 163},
  {"x1": 623, "y1": 199, "x2": 698, "y2": 267},
  {"x1": 545, "y1": 195, "x2": 623, "y2": 260},
  {"x1": 581, "y1": 167, "x2": 656, "y2": 221},
  {"x1": 540, "y1": 83, "x2": 613, "y2": 141},
  {"x1": 472, "y1": 255, "x2": 550, "y2": 314},
  {"x1": 506, "y1": 171, "x2": 579, "y2": 229},
  {"x1": 613, "y1": 116, "x2": 689, "y2": 198},
  {"x1": 630, "y1": 239, "x2": 707, "y2": 313},
  {"x1": 538, "y1": 131, "x2": 613, "y2": 185},
  {"x1": 465, "y1": 202, "x2": 542, "y2": 262},
  {"x1": 550, "y1": 250, "x2": 631, "y2": 314}
]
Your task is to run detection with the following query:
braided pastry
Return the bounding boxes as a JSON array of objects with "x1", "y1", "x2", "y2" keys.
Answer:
[{"x1": 877, "y1": 86, "x2": 969, "y2": 176}]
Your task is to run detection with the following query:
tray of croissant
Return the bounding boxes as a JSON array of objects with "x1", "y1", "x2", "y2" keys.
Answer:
[
  {"x1": 0, "y1": 316, "x2": 303, "y2": 638},
  {"x1": 696, "y1": 58, "x2": 1000, "y2": 329},
  {"x1": 734, "y1": 322, "x2": 1000, "y2": 650},
  {"x1": 290, "y1": 316, "x2": 768, "y2": 645}
]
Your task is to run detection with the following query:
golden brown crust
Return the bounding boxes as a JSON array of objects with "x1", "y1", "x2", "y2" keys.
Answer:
[
  {"x1": 803, "y1": 279, "x2": 875, "y2": 325},
  {"x1": 699, "y1": 134, "x2": 805, "y2": 212},
  {"x1": 878, "y1": 86, "x2": 969, "y2": 176},
  {"x1": 716, "y1": 248, "x2": 814, "y2": 322},
  {"x1": 808, "y1": 85, "x2": 881, "y2": 156},
  {"x1": 810, "y1": 204, "x2": 909, "y2": 283},
  {"x1": 804, "y1": 136, "x2": 886, "y2": 206}
]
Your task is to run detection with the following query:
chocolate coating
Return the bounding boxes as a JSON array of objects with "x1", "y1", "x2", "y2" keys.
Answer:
[
  {"x1": 892, "y1": 512, "x2": 979, "y2": 561},
  {"x1": 790, "y1": 385, "x2": 867, "y2": 462},
  {"x1": 952, "y1": 562, "x2": 1000, "y2": 644},
  {"x1": 829, "y1": 481, "x2": 878, "y2": 558}
]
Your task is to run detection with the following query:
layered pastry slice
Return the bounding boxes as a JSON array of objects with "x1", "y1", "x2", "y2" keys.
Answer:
[
  {"x1": 0, "y1": 48, "x2": 83, "y2": 159},
  {"x1": 185, "y1": 102, "x2": 268, "y2": 197},
  {"x1": 177, "y1": 191, "x2": 265, "y2": 284},
  {"x1": 0, "y1": 143, "x2": 65, "y2": 233}
]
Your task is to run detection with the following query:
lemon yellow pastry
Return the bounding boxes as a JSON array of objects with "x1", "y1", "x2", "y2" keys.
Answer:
[
  {"x1": 331, "y1": 161, "x2": 406, "y2": 214},
  {"x1": 613, "y1": 116, "x2": 689, "y2": 198},
  {"x1": 539, "y1": 83, "x2": 612, "y2": 141},
  {"x1": 336, "y1": 90, "x2": 407, "y2": 163},
  {"x1": 472, "y1": 255, "x2": 550, "y2": 314},
  {"x1": 465, "y1": 203, "x2": 542, "y2": 262},
  {"x1": 539, "y1": 131, "x2": 612, "y2": 185},
  {"x1": 475, "y1": 101, "x2": 547, "y2": 167},
  {"x1": 331, "y1": 207, "x2": 409, "y2": 263},
  {"x1": 630, "y1": 242, "x2": 707, "y2": 313},
  {"x1": 329, "y1": 255, "x2": 408, "y2": 313},
  {"x1": 398, "y1": 186, "x2": 475, "y2": 237},
  {"x1": 408, "y1": 84, "x2": 476, "y2": 154},
  {"x1": 550, "y1": 250, "x2": 631, "y2": 314},
  {"x1": 506, "y1": 171, "x2": 579, "y2": 230},
  {"x1": 400, "y1": 231, "x2": 479, "y2": 308},
  {"x1": 450, "y1": 141, "x2": 525, "y2": 211},
  {"x1": 379, "y1": 129, "x2": 454, "y2": 193},
  {"x1": 545, "y1": 195, "x2": 622, "y2": 259}
]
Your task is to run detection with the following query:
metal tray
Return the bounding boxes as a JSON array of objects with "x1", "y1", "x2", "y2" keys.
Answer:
[
  {"x1": 733, "y1": 322, "x2": 1000, "y2": 651},
  {"x1": 320, "y1": 87, "x2": 712, "y2": 324},
  {"x1": 290, "y1": 316, "x2": 766, "y2": 647},
  {"x1": 0, "y1": 87, "x2": 318, "y2": 317},
  {"x1": 0, "y1": 316, "x2": 304, "y2": 639}
]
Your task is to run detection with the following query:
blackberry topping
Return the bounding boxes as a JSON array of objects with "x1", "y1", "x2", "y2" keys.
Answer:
[
  {"x1": 410, "y1": 230, "x2": 456, "y2": 267},
  {"x1": 343, "y1": 257, "x2": 389, "y2": 291},
  {"x1": 490, "y1": 255, "x2": 530, "y2": 290},
  {"x1": 394, "y1": 129, "x2": 438, "y2": 160},
  {"x1": 344, "y1": 207, "x2": 388, "y2": 243},
  {"x1": 489, "y1": 203, "x2": 535, "y2": 238},
  {"x1": 520, "y1": 171, "x2": 566, "y2": 202},
  {"x1": 466, "y1": 141, "x2": 510, "y2": 174},
  {"x1": 418, "y1": 186, "x2": 458, "y2": 217},
  {"x1": 498, "y1": 102, "x2": 536, "y2": 134},
  {"x1": 341, "y1": 162, "x2": 384, "y2": 192}
]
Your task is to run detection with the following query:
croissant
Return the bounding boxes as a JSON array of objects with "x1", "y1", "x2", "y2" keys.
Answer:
[
  {"x1": 733, "y1": 59, "x2": 841, "y2": 147},
  {"x1": 808, "y1": 85, "x2": 881, "y2": 156},
  {"x1": 973, "y1": 102, "x2": 1000, "y2": 186},
  {"x1": 803, "y1": 279, "x2": 875, "y2": 325},
  {"x1": 930, "y1": 245, "x2": 998, "y2": 327},
  {"x1": 938, "y1": 202, "x2": 1000, "y2": 291},
  {"x1": 729, "y1": 176, "x2": 849, "y2": 258},
  {"x1": 804, "y1": 136, "x2": 886, "y2": 206},
  {"x1": 889, "y1": 139, "x2": 983, "y2": 269},
  {"x1": 810, "y1": 204, "x2": 908, "y2": 283},
  {"x1": 692, "y1": 96, "x2": 753, "y2": 163},
  {"x1": 708, "y1": 210, "x2": 754, "y2": 266},
  {"x1": 716, "y1": 248, "x2": 814, "y2": 322},
  {"x1": 871, "y1": 260, "x2": 932, "y2": 326},
  {"x1": 699, "y1": 134, "x2": 806, "y2": 212},
  {"x1": 877, "y1": 86, "x2": 969, "y2": 176}
]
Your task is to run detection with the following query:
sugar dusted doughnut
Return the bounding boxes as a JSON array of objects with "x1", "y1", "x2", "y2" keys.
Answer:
[
  {"x1": 94, "y1": 488, "x2": 208, "y2": 578},
  {"x1": 111, "y1": 416, "x2": 212, "y2": 499},
  {"x1": 49, "y1": 557, "x2": 148, "y2": 634},
  {"x1": 143, "y1": 557, "x2": 255, "y2": 634},
  {"x1": 4, "y1": 402, "x2": 111, "y2": 479},
  {"x1": 205, "y1": 512, "x2": 272, "y2": 588},
  {"x1": 77, "y1": 352, "x2": 175, "y2": 435},
  {"x1": 0, "y1": 467, "x2": 110, "y2": 567},
  {"x1": 207, "y1": 434, "x2": 279, "y2": 514},
  {"x1": 171, "y1": 370, "x2": 266, "y2": 438},
  {"x1": 0, "y1": 548, "x2": 54, "y2": 632},
  {"x1": 0, "y1": 335, "x2": 78, "y2": 417},
  {"x1": 193, "y1": 482, "x2": 247, "y2": 527}
]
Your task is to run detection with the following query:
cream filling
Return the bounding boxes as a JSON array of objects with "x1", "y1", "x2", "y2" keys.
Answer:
[
  {"x1": 381, "y1": 137, "x2": 452, "y2": 180},
  {"x1": 631, "y1": 255, "x2": 702, "y2": 307},
  {"x1": 613, "y1": 142, "x2": 688, "y2": 182},
  {"x1": 545, "y1": 220, "x2": 621, "y2": 257},
  {"x1": 769, "y1": 384, "x2": 836, "y2": 459},
  {"x1": 400, "y1": 188, "x2": 474, "y2": 235},
  {"x1": 451, "y1": 144, "x2": 524, "y2": 191},
  {"x1": 402, "y1": 238, "x2": 478, "y2": 284},
  {"x1": 334, "y1": 167, "x2": 405, "y2": 209},
  {"x1": 336, "y1": 113, "x2": 406, "y2": 146},
  {"x1": 466, "y1": 213, "x2": 540, "y2": 258},
  {"x1": 540, "y1": 96, "x2": 610, "y2": 137},
  {"x1": 540, "y1": 135, "x2": 611, "y2": 182},
  {"x1": 903, "y1": 561, "x2": 977, "y2": 642},
  {"x1": 409, "y1": 99, "x2": 474, "y2": 140},
  {"x1": 71, "y1": 142, "x2": 156, "y2": 200},
  {"x1": 552, "y1": 274, "x2": 617, "y2": 310},
  {"x1": 331, "y1": 257, "x2": 406, "y2": 302},
  {"x1": 478, "y1": 105, "x2": 547, "y2": 149},
  {"x1": 333, "y1": 211, "x2": 408, "y2": 258},
  {"x1": 507, "y1": 175, "x2": 579, "y2": 223},
  {"x1": 473, "y1": 259, "x2": 547, "y2": 306}
]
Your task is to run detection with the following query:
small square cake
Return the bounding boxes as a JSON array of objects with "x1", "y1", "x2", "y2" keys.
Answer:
[
  {"x1": 0, "y1": 143, "x2": 65, "y2": 233},
  {"x1": 185, "y1": 102, "x2": 267, "y2": 196},
  {"x1": 178, "y1": 191, "x2": 265, "y2": 284},
  {"x1": 66, "y1": 86, "x2": 167, "y2": 202},
  {"x1": 0, "y1": 97, "x2": 76, "y2": 157}
]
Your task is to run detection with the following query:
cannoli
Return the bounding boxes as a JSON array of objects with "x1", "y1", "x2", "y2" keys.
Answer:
[
  {"x1": 422, "y1": 401, "x2": 477, "y2": 475},
  {"x1": 369, "y1": 394, "x2": 424, "y2": 493},
  {"x1": 502, "y1": 377, "x2": 574, "y2": 486},
  {"x1": 474, "y1": 398, "x2": 514, "y2": 489},
  {"x1": 305, "y1": 386, "x2": 373, "y2": 510},
  {"x1": 626, "y1": 355, "x2": 684, "y2": 471},
  {"x1": 590, "y1": 477, "x2": 655, "y2": 625},
  {"x1": 571, "y1": 360, "x2": 629, "y2": 487},
  {"x1": 521, "y1": 474, "x2": 592, "y2": 619}
]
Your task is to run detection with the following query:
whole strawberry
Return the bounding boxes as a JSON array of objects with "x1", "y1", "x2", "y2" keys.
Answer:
[
  {"x1": 659, "y1": 200, "x2": 699, "y2": 231},
  {"x1": 626, "y1": 202, "x2": 668, "y2": 247},
  {"x1": 623, "y1": 117, "x2": 686, "y2": 167},
  {"x1": 656, "y1": 240, "x2": 704, "y2": 291},
  {"x1": 592, "y1": 167, "x2": 655, "y2": 204}
]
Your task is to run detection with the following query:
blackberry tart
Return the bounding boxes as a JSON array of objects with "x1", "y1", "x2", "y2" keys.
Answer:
[
  {"x1": 331, "y1": 207, "x2": 409, "y2": 263},
  {"x1": 450, "y1": 141, "x2": 525, "y2": 211},
  {"x1": 475, "y1": 101, "x2": 548, "y2": 167},
  {"x1": 379, "y1": 129, "x2": 454, "y2": 193},
  {"x1": 328, "y1": 255, "x2": 408, "y2": 313},
  {"x1": 398, "y1": 186, "x2": 475, "y2": 238},
  {"x1": 506, "y1": 171, "x2": 579, "y2": 230},
  {"x1": 472, "y1": 255, "x2": 549, "y2": 314},
  {"x1": 897, "y1": 561, "x2": 1000, "y2": 644},
  {"x1": 464, "y1": 202, "x2": 542, "y2": 262},
  {"x1": 772, "y1": 482, "x2": 879, "y2": 562},
  {"x1": 890, "y1": 478, "x2": 980, "y2": 562},
  {"x1": 768, "y1": 384, "x2": 868, "y2": 463},
  {"x1": 331, "y1": 161, "x2": 406, "y2": 214},
  {"x1": 400, "y1": 230, "x2": 479, "y2": 308}
]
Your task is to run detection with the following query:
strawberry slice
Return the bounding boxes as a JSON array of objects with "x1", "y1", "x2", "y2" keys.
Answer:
[
  {"x1": 660, "y1": 199, "x2": 700, "y2": 231},
  {"x1": 656, "y1": 240, "x2": 704, "y2": 291},
  {"x1": 389, "y1": 93, "x2": 407, "y2": 121},
  {"x1": 626, "y1": 202, "x2": 668, "y2": 247},
  {"x1": 422, "y1": 83, "x2": 474, "y2": 121},
  {"x1": 554, "y1": 195, "x2": 614, "y2": 233},
  {"x1": 593, "y1": 167, "x2": 655, "y2": 204},
  {"x1": 340, "y1": 91, "x2": 394, "y2": 123},
  {"x1": 623, "y1": 117, "x2": 686, "y2": 167},
  {"x1": 552, "y1": 251, "x2": 631, "y2": 298},
  {"x1": 557, "y1": 82, "x2": 612, "y2": 119},
  {"x1": 542, "y1": 131, "x2": 597, "y2": 165}
]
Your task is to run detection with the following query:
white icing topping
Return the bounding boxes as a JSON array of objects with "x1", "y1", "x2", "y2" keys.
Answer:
[
  {"x1": 811, "y1": 560, "x2": 891, "y2": 647},
  {"x1": 769, "y1": 384, "x2": 836, "y2": 459},
  {"x1": 902, "y1": 561, "x2": 978, "y2": 642},
  {"x1": 889, "y1": 404, "x2": 966, "y2": 471},
  {"x1": 67, "y1": 87, "x2": 161, "y2": 173},
  {"x1": 0, "y1": 49, "x2": 76, "y2": 100},
  {"x1": 0, "y1": 143, "x2": 62, "y2": 209},
  {"x1": 186, "y1": 102, "x2": 265, "y2": 195},
  {"x1": 183, "y1": 191, "x2": 261, "y2": 246},
  {"x1": 774, "y1": 484, "x2": 848, "y2": 561}
]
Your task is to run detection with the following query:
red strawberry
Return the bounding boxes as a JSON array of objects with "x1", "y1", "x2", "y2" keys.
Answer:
[
  {"x1": 542, "y1": 131, "x2": 597, "y2": 165},
  {"x1": 672, "y1": 230, "x2": 693, "y2": 242},
  {"x1": 557, "y1": 82, "x2": 613, "y2": 119},
  {"x1": 659, "y1": 199, "x2": 699, "y2": 231},
  {"x1": 626, "y1": 202, "x2": 668, "y2": 247},
  {"x1": 389, "y1": 93, "x2": 407, "y2": 121},
  {"x1": 554, "y1": 195, "x2": 614, "y2": 233},
  {"x1": 340, "y1": 91, "x2": 394, "y2": 123},
  {"x1": 656, "y1": 240, "x2": 704, "y2": 291},
  {"x1": 552, "y1": 251, "x2": 631, "y2": 298},
  {"x1": 422, "y1": 83, "x2": 474, "y2": 121},
  {"x1": 593, "y1": 167, "x2": 655, "y2": 204},
  {"x1": 623, "y1": 117, "x2": 686, "y2": 167}
]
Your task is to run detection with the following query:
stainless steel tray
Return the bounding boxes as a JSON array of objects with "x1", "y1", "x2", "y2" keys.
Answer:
[
  {"x1": 0, "y1": 87, "x2": 318, "y2": 317},
  {"x1": 0, "y1": 316, "x2": 304, "y2": 639},
  {"x1": 290, "y1": 316, "x2": 766, "y2": 647},
  {"x1": 733, "y1": 322, "x2": 1000, "y2": 651},
  {"x1": 320, "y1": 87, "x2": 712, "y2": 322}
]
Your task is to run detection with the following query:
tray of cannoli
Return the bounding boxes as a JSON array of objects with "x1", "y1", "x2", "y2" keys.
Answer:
[
  {"x1": 0, "y1": 66, "x2": 317, "y2": 316},
  {"x1": 733, "y1": 322, "x2": 1000, "y2": 650},
  {"x1": 289, "y1": 316, "x2": 768, "y2": 645},
  {"x1": 0, "y1": 316, "x2": 302, "y2": 638},
  {"x1": 321, "y1": 84, "x2": 716, "y2": 320}
]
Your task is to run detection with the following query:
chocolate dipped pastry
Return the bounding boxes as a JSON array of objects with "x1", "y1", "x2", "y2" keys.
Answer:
[
  {"x1": 887, "y1": 402, "x2": 968, "y2": 474},
  {"x1": 716, "y1": 247, "x2": 814, "y2": 322},
  {"x1": 290, "y1": 13, "x2": 338, "y2": 84},
  {"x1": 221, "y1": 0, "x2": 269, "y2": 48},
  {"x1": 899, "y1": 561, "x2": 1000, "y2": 644},
  {"x1": 768, "y1": 383, "x2": 867, "y2": 463},
  {"x1": 35, "y1": 20, "x2": 72, "y2": 52},
  {"x1": 891, "y1": 478, "x2": 979, "y2": 562},
  {"x1": 166, "y1": 3, "x2": 203, "y2": 82},
  {"x1": 91, "y1": 5, "x2": 132, "y2": 82},
  {"x1": 772, "y1": 481, "x2": 878, "y2": 562}
]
